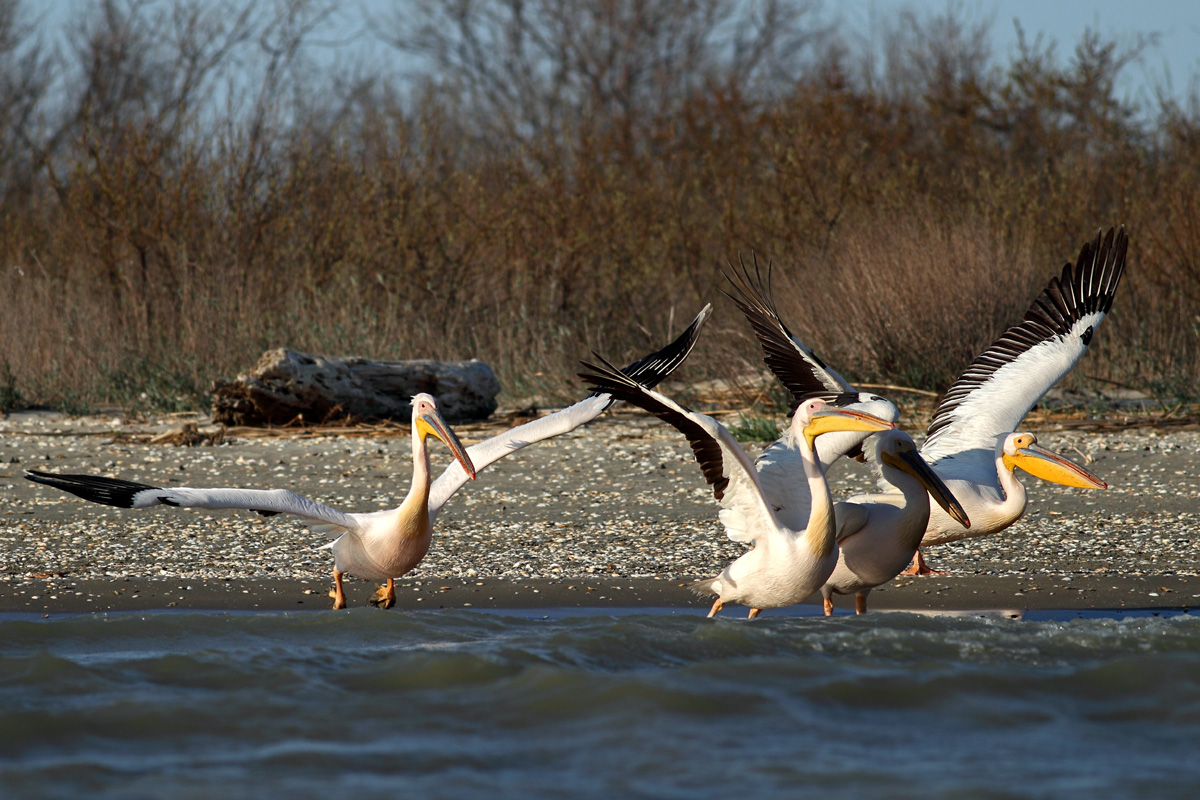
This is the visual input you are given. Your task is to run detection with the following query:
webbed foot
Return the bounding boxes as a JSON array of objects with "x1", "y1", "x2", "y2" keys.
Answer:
[{"x1": 369, "y1": 579, "x2": 396, "y2": 609}]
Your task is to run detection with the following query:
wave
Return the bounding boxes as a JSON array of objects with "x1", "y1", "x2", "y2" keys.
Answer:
[{"x1": 1, "y1": 610, "x2": 1199, "y2": 799}]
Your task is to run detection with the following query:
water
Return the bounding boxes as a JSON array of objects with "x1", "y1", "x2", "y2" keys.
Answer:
[{"x1": 2, "y1": 608, "x2": 1199, "y2": 800}]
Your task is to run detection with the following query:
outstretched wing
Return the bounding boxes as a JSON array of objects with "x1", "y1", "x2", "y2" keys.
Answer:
[
  {"x1": 723, "y1": 257, "x2": 901, "y2": 528},
  {"x1": 578, "y1": 353, "x2": 778, "y2": 544},
  {"x1": 922, "y1": 226, "x2": 1128, "y2": 462},
  {"x1": 25, "y1": 470, "x2": 359, "y2": 536},
  {"x1": 722, "y1": 255, "x2": 855, "y2": 407},
  {"x1": 612, "y1": 304, "x2": 713, "y2": 399},
  {"x1": 428, "y1": 304, "x2": 712, "y2": 519}
]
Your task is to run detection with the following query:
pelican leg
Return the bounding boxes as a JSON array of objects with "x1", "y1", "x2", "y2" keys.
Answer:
[
  {"x1": 822, "y1": 595, "x2": 834, "y2": 616},
  {"x1": 370, "y1": 578, "x2": 396, "y2": 609},
  {"x1": 900, "y1": 549, "x2": 943, "y2": 576},
  {"x1": 707, "y1": 598, "x2": 725, "y2": 618},
  {"x1": 329, "y1": 570, "x2": 347, "y2": 610},
  {"x1": 855, "y1": 593, "x2": 868, "y2": 615},
  {"x1": 747, "y1": 608, "x2": 761, "y2": 620}
]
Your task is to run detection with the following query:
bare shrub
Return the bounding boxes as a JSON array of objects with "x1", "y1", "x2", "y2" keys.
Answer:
[{"x1": 0, "y1": 0, "x2": 1197, "y2": 415}]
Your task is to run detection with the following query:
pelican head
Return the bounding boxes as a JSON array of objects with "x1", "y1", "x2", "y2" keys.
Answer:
[
  {"x1": 1000, "y1": 432, "x2": 1105, "y2": 489},
  {"x1": 797, "y1": 398, "x2": 895, "y2": 450},
  {"x1": 808, "y1": 393, "x2": 900, "y2": 468},
  {"x1": 411, "y1": 393, "x2": 476, "y2": 480},
  {"x1": 873, "y1": 430, "x2": 971, "y2": 528}
]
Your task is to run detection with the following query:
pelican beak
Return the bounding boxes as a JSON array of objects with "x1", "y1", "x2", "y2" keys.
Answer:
[
  {"x1": 1003, "y1": 443, "x2": 1106, "y2": 490},
  {"x1": 881, "y1": 448, "x2": 971, "y2": 529},
  {"x1": 418, "y1": 412, "x2": 477, "y2": 480},
  {"x1": 803, "y1": 408, "x2": 894, "y2": 450}
]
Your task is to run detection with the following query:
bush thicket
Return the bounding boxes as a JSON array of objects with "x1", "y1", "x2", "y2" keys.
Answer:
[{"x1": 1, "y1": 0, "x2": 1197, "y2": 413}]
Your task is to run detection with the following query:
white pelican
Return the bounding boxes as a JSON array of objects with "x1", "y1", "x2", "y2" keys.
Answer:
[
  {"x1": 899, "y1": 229, "x2": 1125, "y2": 572},
  {"x1": 725, "y1": 228, "x2": 1125, "y2": 575},
  {"x1": 579, "y1": 355, "x2": 895, "y2": 618},
  {"x1": 821, "y1": 429, "x2": 969, "y2": 615},
  {"x1": 728, "y1": 263, "x2": 970, "y2": 609},
  {"x1": 28, "y1": 393, "x2": 475, "y2": 609},
  {"x1": 26, "y1": 306, "x2": 712, "y2": 608}
]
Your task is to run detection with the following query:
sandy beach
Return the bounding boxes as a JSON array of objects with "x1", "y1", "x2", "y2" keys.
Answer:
[{"x1": 3, "y1": 407, "x2": 1198, "y2": 616}]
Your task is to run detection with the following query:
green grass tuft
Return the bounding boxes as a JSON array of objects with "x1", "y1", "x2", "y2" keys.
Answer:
[{"x1": 728, "y1": 415, "x2": 781, "y2": 443}]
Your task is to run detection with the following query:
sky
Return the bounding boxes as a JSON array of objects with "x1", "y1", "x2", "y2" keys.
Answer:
[
  {"x1": 876, "y1": 0, "x2": 1200, "y2": 102},
  {"x1": 32, "y1": 0, "x2": 1200, "y2": 106},
  {"x1": 299, "y1": 1, "x2": 1200, "y2": 106}
]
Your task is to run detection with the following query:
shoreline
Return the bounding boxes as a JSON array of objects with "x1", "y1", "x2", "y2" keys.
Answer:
[
  {"x1": 2, "y1": 573, "x2": 1196, "y2": 616},
  {"x1": 6, "y1": 413, "x2": 1200, "y2": 619}
]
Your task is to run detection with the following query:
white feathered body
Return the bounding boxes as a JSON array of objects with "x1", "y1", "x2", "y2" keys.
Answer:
[
  {"x1": 328, "y1": 496, "x2": 432, "y2": 581},
  {"x1": 825, "y1": 494, "x2": 923, "y2": 595},
  {"x1": 705, "y1": 493, "x2": 838, "y2": 610},
  {"x1": 920, "y1": 445, "x2": 1024, "y2": 546}
]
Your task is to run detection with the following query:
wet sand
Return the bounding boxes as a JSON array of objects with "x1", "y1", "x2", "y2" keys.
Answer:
[
  {"x1": 3, "y1": 408, "x2": 1198, "y2": 616},
  {"x1": 1, "y1": 574, "x2": 1198, "y2": 617}
]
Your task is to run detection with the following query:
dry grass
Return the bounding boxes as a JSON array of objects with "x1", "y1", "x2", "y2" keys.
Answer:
[{"x1": 0, "y1": 0, "x2": 1198, "y2": 415}]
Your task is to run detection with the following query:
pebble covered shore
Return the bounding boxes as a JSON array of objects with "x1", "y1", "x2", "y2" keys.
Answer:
[{"x1": 3, "y1": 409, "x2": 1198, "y2": 589}]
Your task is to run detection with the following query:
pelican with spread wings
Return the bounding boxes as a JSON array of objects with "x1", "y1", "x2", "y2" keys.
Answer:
[
  {"x1": 580, "y1": 355, "x2": 894, "y2": 618},
  {"x1": 726, "y1": 228, "x2": 1123, "y2": 576},
  {"x1": 27, "y1": 306, "x2": 712, "y2": 607}
]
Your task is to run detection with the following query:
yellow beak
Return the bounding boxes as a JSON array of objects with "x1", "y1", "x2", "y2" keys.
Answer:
[
  {"x1": 803, "y1": 408, "x2": 894, "y2": 450},
  {"x1": 418, "y1": 412, "x2": 477, "y2": 480},
  {"x1": 881, "y1": 448, "x2": 971, "y2": 528},
  {"x1": 1003, "y1": 443, "x2": 1105, "y2": 489}
]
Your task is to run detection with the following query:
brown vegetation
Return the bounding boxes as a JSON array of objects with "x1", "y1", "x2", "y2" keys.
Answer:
[{"x1": 1, "y1": 0, "x2": 1197, "y2": 415}]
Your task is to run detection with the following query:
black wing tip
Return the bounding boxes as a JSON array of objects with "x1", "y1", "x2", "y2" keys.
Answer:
[
  {"x1": 24, "y1": 469, "x2": 156, "y2": 508},
  {"x1": 721, "y1": 253, "x2": 774, "y2": 304},
  {"x1": 722, "y1": 255, "x2": 844, "y2": 404},
  {"x1": 581, "y1": 355, "x2": 728, "y2": 498},
  {"x1": 586, "y1": 304, "x2": 713, "y2": 408},
  {"x1": 617, "y1": 303, "x2": 712, "y2": 388},
  {"x1": 927, "y1": 225, "x2": 1130, "y2": 439},
  {"x1": 721, "y1": 253, "x2": 785, "y2": 328},
  {"x1": 579, "y1": 352, "x2": 640, "y2": 396},
  {"x1": 1071, "y1": 224, "x2": 1128, "y2": 305}
]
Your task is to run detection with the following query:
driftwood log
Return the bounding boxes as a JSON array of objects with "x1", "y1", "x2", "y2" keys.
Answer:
[{"x1": 211, "y1": 349, "x2": 501, "y2": 426}]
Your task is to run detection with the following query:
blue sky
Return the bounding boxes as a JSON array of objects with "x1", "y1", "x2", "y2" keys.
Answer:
[
  {"x1": 879, "y1": 0, "x2": 1200, "y2": 101},
  {"x1": 33, "y1": 1, "x2": 1200, "y2": 105}
]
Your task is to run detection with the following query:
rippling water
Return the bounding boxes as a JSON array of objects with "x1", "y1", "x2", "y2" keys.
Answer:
[{"x1": 2, "y1": 607, "x2": 1199, "y2": 799}]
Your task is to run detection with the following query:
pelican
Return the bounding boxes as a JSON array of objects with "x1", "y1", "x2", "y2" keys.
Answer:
[
  {"x1": 899, "y1": 229, "x2": 1125, "y2": 572},
  {"x1": 820, "y1": 429, "x2": 969, "y2": 615},
  {"x1": 579, "y1": 355, "x2": 895, "y2": 618},
  {"x1": 26, "y1": 306, "x2": 712, "y2": 608},
  {"x1": 27, "y1": 394, "x2": 474, "y2": 609},
  {"x1": 725, "y1": 228, "x2": 1125, "y2": 575}
]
